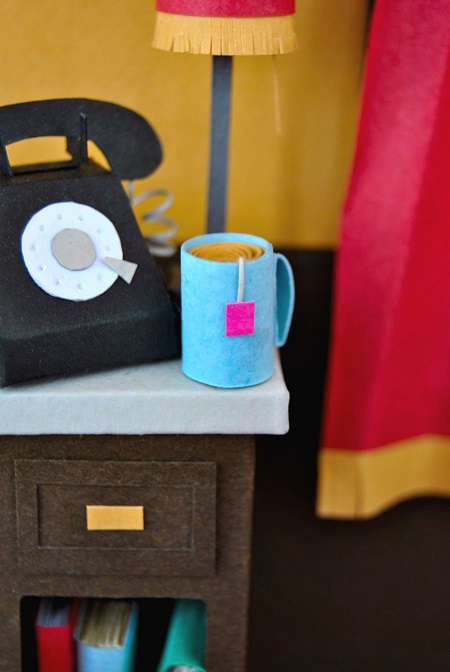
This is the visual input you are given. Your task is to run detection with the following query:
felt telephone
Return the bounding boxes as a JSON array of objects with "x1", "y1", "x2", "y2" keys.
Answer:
[{"x1": 0, "y1": 98, "x2": 180, "y2": 387}]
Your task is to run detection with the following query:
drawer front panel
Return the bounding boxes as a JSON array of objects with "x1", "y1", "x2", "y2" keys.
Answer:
[
  {"x1": 15, "y1": 459, "x2": 216, "y2": 576},
  {"x1": 39, "y1": 485, "x2": 192, "y2": 548}
]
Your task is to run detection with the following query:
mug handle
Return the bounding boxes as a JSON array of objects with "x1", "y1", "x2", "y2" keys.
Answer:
[{"x1": 274, "y1": 253, "x2": 295, "y2": 347}]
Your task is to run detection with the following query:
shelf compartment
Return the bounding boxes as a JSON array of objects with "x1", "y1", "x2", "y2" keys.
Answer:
[{"x1": 21, "y1": 596, "x2": 186, "y2": 672}]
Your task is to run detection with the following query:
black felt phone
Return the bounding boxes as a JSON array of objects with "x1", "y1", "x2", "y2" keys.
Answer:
[{"x1": 0, "y1": 98, "x2": 180, "y2": 387}]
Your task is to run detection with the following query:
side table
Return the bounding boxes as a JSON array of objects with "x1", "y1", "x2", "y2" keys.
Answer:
[{"x1": 0, "y1": 351, "x2": 289, "y2": 671}]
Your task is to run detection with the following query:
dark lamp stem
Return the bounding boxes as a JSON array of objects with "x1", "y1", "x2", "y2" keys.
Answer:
[{"x1": 207, "y1": 55, "x2": 233, "y2": 233}]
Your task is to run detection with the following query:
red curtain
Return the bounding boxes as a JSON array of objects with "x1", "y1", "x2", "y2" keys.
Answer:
[{"x1": 317, "y1": 0, "x2": 450, "y2": 518}]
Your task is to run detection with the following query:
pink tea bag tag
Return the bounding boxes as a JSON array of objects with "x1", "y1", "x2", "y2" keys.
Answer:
[
  {"x1": 225, "y1": 257, "x2": 255, "y2": 337},
  {"x1": 226, "y1": 300, "x2": 255, "y2": 336}
]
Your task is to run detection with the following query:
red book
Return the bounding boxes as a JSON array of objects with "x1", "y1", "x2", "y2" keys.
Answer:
[{"x1": 35, "y1": 597, "x2": 80, "y2": 672}]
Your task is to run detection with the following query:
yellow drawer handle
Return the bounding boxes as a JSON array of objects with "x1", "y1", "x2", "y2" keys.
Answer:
[{"x1": 86, "y1": 505, "x2": 144, "y2": 531}]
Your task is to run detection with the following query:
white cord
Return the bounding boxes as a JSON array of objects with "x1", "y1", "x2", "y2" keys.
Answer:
[
  {"x1": 128, "y1": 182, "x2": 178, "y2": 257},
  {"x1": 237, "y1": 257, "x2": 245, "y2": 302}
]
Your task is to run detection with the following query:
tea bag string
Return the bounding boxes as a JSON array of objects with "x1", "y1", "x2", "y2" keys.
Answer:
[{"x1": 237, "y1": 256, "x2": 245, "y2": 303}]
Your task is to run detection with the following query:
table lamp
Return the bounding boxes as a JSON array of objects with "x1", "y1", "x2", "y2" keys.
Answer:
[{"x1": 152, "y1": 0, "x2": 297, "y2": 233}]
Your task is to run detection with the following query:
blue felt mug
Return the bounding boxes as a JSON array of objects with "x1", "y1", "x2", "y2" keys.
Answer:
[{"x1": 180, "y1": 232, "x2": 295, "y2": 388}]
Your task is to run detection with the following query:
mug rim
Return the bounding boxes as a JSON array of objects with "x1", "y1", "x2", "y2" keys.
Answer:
[{"x1": 181, "y1": 232, "x2": 271, "y2": 264}]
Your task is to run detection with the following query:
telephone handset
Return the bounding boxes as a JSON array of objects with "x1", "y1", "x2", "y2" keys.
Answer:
[
  {"x1": 0, "y1": 98, "x2": 180, "y2": 387},
  {"x1": 0, "y1": 98, "x2": 162, "y2": 179}
]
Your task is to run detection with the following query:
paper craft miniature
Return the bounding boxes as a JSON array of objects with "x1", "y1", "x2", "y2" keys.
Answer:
[
  {"x1": 153, "y1": 0, "x2": 298, "y2": 233},
  {"x1": 317, "y1": 0, "x2": 450, "y2": 519},
  {"x1": 75, "y1": 599, "x2": 139, "y2": 672},
  {"x1": 156, "y1": 599, "x2": 207, "y2": 672},
  {"x1": 0, "y1": 98, "x2": 180, "y2": 387},
  {"x1": 152, "y1": 0, "x2": 298, "y2": 55},
  {"x1": 181, "y1": 232, "x2": 294, "y2": 387}
]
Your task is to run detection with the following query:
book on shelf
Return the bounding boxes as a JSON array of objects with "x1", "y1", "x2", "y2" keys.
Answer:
[
  {"x1": 74, "y1": 598, "x2": 139, "y2": 672},
  {"x1": 32, "y1": 596, "x2": 206, "y2": 672},
  {"x1": 156, "y1": 599, "x2": 207, "y2": 672},
  {"x1": 35, "y1": 596, "x2": 80, "y2": 672}
]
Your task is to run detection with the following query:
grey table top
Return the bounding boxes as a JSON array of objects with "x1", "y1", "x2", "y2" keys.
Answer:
[{"x1": 0, "y1": 349, "x2": 289, "y2": 435}]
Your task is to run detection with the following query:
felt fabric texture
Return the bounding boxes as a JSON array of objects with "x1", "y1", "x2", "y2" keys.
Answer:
[
  {"x1": 155, "y1": 0, "x2": 295, "y2": 17},
  {"x1": 152, "y1": 0, "x2": 297, "y2": 55},
  {"x1": 0, "y1": 98, "x2": 180, "y2": 386},
  {"x1": 0, "y1": 98, "x2": 162, "y2": 180},
  {"x1": 75, "y1": 600, "x2": 139, "y2": 672},
  {"x1": 21, "y1": 202, "x2": 124, "y2": 301},
  {"x1": 226, "y1": 301, "x2": 255, "y2": 337},
  {"x1": 180, "y1": 233, "x2": 294, "y2": 388},
  {"x1": 0, "y1": 351, "x2": 289, "y2": 435},
  {"x1": 317, "y1": 0, "x2": 450, "y2": 518},
  {"x1": 0, "y1": 167, "x2": 180, "y2": 387},
  {"x1": 156, "y1": 599, "x2": 206, "y2": 672}
]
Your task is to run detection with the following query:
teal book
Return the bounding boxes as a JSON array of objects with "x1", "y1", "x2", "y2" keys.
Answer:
[
  {"x1": 156, "y1": 599, "x2": 207, "y2": 672},
  {"x1": 75, "y1": 598, "x2": 139, "y2": 672}
]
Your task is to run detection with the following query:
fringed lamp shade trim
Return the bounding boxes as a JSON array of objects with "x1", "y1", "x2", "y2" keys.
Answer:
[
  {"x1": 152, "y1": 13, "x2": 297, "y2": 55},
  {"x1": 153, "y1": 0, "x2": 297, "y2": 56}
]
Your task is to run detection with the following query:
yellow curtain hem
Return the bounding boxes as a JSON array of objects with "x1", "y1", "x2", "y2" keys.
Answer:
[
  {"x1": 316, "y1": 434, "x2": 450, "y2": 519},
  {"x1": 152, "y1": 13, "x2": 298, "y2": 56}
]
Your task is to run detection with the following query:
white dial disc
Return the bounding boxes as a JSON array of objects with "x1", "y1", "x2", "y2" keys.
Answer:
[{"x1": 21, "y1": 201, "x2": 124, "y2": 301}]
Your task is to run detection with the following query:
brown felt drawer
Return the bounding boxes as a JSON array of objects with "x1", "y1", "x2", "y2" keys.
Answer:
[{"x1": 14, "y1": 459, "x2": 216, "y2": 576}]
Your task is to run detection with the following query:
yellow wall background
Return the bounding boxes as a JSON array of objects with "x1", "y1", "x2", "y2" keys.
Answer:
[{"x1": 0, "y1": 1, "x2": 369, "y2": 248}]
